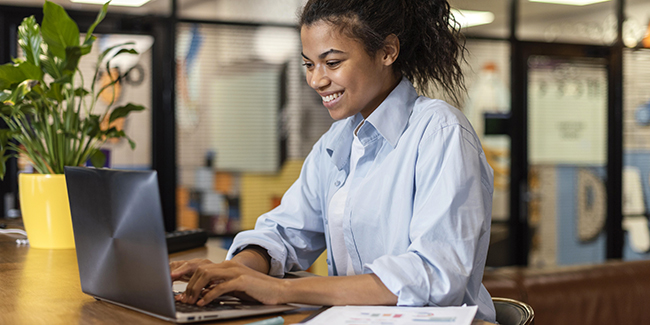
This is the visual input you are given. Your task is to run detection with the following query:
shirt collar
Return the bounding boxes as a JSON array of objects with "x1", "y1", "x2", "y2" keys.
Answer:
[
  {"x1": 364, "y1": 77, "x2": 417, "y2": 148},
  {"x1": 325, "y1": 77, "x2": 417, "y2": 170}
]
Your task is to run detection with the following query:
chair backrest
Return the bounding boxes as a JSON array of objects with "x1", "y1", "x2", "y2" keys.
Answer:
[{"x1": 493, "y1": 297, "x2": 535, "y2": 325}]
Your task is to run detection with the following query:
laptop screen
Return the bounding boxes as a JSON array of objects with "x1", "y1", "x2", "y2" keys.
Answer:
[{"x1": 65, "y1": 167, "x2": 176, "y2": 318}]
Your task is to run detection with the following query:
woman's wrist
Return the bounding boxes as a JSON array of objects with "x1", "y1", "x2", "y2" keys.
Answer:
[{"x1": 231, "y1": 245, "x2": 271, "y2": 274}]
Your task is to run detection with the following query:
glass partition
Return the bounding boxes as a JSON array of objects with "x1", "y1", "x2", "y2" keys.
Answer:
[
  {"x1": 518, "y1": 0, "x2": 616, "y2": 45},
  {"x1": 623, "y1": 47, "x2": 650, "y2": 260},
  {"x1": 527, "y1": 56, "x2": 608, "y2": 267}
]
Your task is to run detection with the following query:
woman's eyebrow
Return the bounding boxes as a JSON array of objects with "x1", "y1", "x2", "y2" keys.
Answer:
[{"x1": 301, "y1": 49, "x2": 345, "y2": 61}]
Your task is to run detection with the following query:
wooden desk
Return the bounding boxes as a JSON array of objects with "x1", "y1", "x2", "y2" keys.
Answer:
[{"x1": 0, "y1": 218, "x2": 494, "y2": 324}]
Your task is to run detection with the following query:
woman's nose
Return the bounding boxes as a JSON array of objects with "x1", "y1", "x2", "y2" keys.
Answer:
[{"x1": 310, "y1": 65, "x2": 329, "y2": 89}]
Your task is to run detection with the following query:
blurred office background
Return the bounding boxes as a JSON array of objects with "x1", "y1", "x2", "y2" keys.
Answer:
[{"x1": 1, "y1": 0, "x2": 650, "y2": 275}]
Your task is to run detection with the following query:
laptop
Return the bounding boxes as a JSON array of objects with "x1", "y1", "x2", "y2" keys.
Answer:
[{"x1": 64, "y1": 166, "x2": 298, "y2": 323}]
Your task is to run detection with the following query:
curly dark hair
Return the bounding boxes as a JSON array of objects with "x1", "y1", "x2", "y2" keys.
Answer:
[{"x1": 299, "y1": 0, "x2": 467, "y2": 104}]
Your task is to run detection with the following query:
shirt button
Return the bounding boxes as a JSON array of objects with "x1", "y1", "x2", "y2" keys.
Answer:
[{"x1": 334, "y1": 181, "x2": 341, "y2": 186}]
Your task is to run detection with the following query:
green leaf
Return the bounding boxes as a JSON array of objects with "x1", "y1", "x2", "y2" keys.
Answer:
[
  {"x1": 89, "y1": 149, "x2": 106, "y2": 168},
  {"x1": 18, "y1": 16, "x2": 42, "y2": 67},
  {"x1": 109, "y1": 103, "x2": 144, "y2": 123},
  {"x1": 5, "y1": 79, "x2": 39, "y2": 107},
  {"x1": 0, "y1": 158, "x2": 5, "y2": 179},
  {"x1": 17, "y1": 61, "x2": 43, "y2": 80},
  {"x1": 81, "y1": 35, "x2": 96, "y2": 55},
  {"x1": 0, "y1": 61, "x2": 43, "y2": 90},
  {"x1": 40, "y1": 54, "x2": 62, "y2": 80},
  {"x1": 46, "y1": 82, "x2": 64, "y2": 103},
  {"x1": 0, "y1": 90, "x2": 10, "y2": 103},
  {"x1": 41, "y1": 1, "x2": 80, "y2": 59},
  {"x1": 16, "y1": 103, "x2": 37, "y2": 116},
  {"x1": 108, "y1": 48, "x2": 139, "y2": 60},
  {"x1": 83, "y1": 114, "x2": 102, "y2": 138},
  {"x1": 0, "y1": 63, "x2": 27, "y2": 90},
  {"x1": 52, "y1": 74, "x2": 73, "y2": 86},
  {"x1": 0, "y1": 128, "x2": 17, "y2": 140},
  {"x1": 126, "y1": 136, "x2": 136, "y2": 150},
  {"x1": 84, "y1": 1, "x2": 110, "y2": 44},
  {"x1": 103, "y1": 126, "x2": 123, "y2": 138},
  {"x1": 74, "y1": 87, "x2": 90, "y2": 97},
  {"x1": 98, "y1": 42, "x2": 135, "y2": 64},
  {"x1": 63, "y1": 46, "x2": 82, "y2": 73}
]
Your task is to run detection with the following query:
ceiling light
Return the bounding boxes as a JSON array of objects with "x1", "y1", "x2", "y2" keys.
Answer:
[
  {"x1": 529, "y1": 0, "x2": 610, "y2": 6},
  {"x1": 70, "y1": 0, "x2": 152, "y2": 7},
  {"x1": 451, "y1": 9, "x2": 495, "y2": 29}
]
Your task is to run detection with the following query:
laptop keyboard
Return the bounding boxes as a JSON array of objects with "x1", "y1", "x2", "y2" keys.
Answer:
[
  {"x1": 175, "y1": 300, "x2": 240, "y2": 312},
  {"x1": 173, "y1": 293, "x2": 258, "y2": 312}
]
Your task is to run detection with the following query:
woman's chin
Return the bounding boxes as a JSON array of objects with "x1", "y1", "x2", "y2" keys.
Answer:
[{"x1": 327, "y1": 109, "x2": 352, "y2": 121}]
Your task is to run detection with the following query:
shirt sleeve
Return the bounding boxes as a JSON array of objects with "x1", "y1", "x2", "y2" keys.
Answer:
[
  {"x1": 226, "y1": 139, "x2": 327, "y2": 277},
  {"x1": 364, "y1": 123, "x2": 493, "y2": 306}
]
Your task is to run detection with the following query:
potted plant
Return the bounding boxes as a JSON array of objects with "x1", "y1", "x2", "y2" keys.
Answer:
[{"x1": 0, "y1": 1, "x2": 145, "y2": 249}]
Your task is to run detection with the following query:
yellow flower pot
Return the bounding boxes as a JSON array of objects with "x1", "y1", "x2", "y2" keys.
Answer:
[{"x1": 19, "y1": 174, "x2": 75, "y2": 249}]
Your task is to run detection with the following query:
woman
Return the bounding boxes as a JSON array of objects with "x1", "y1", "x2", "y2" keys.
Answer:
[{"x1": 171, "y1": 0, "x2": 496, "y2": 321}]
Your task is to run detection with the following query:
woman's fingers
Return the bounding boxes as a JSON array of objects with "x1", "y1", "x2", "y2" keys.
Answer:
[
  {"x1": 170, "y1": 258, "x2": 213, "y2": 281},
  {"x1": 197, "y1": 277, "x2": 246, "y2": 306},
  {"x1": 182, "y1": 262, "x2": 252, "y2": 304},
  {"x1": 183, "y1": 264, "x2": 232, "y2": 304},
  {"x1": 170, "y1": 261, "x2": 195, "y2": 281},
  {"x1": 179, "y1": 260, "x2": 285, "y2": 306}
]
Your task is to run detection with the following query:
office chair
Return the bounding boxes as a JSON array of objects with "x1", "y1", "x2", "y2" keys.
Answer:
[{"x1": 493, "y1": 297, "x2": 535, "y2": 325}]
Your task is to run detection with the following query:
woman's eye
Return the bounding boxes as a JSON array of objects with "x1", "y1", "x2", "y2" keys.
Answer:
[
  {"x1": 302, "y1": 62, "x2": 313, "y2": 69},
  {"x1": 326, "y1": 61, "x2": 341, "y2": 67}
]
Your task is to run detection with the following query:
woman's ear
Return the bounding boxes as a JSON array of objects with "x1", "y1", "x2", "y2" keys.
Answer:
[{"x1": 381, "y1": 34, "x2": 400, "y2": 66}]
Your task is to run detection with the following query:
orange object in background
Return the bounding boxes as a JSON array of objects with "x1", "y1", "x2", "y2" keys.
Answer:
[
  {"x1": 215, "y1": 172, "x2": 234, "y2": 194},
  {"x1": 176, "y1": 187, "x2": 199, "y2": 230},
  {"x1": 98, "y1": 68, "x2": 122, "y2": 105},
  {"x1": 643, "y1": 21, "x2": 650, "y2": 48},
  {"x1": 271, "y1": 196, "x2": 282, "y2": 210}
]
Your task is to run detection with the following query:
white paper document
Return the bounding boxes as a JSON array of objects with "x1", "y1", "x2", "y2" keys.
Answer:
[{"x1": 301, "y1": 305, "x2": 478, "y2": 325}]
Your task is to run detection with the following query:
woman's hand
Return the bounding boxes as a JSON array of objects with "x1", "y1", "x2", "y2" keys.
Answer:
[
  {"x1": 170, "y1": 251, "x2": 397, "y2": 307},
  {"x1": 170, "y1": 258, "x2": 214, "y2": 282},
  {"x1": 175, "y1": 260, "x2": 288, "y2": 306}
]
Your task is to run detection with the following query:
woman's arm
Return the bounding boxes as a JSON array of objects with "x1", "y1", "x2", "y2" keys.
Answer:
[
  {"x1": 230, "y1": 245, "x2": 271, "y2": 274},
  {"x1": 284, "y1": 273, "x2": 398, "y2": 306},
  {"x1": 174, "y1": 259, "x2": 397, "y2": 306}
]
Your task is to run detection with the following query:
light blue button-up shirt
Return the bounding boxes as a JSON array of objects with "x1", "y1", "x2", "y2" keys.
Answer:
[{"x1": 227, "y1": 78, "x2": 496, "y2": 322}]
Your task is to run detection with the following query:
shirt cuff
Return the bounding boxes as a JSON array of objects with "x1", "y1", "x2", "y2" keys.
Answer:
[
  {"x1": 363, "y1": 253, "x2": 432, "y2": 306},
  {"x1": 227, "y1": 231, "x2": 287, "y2": 277}
]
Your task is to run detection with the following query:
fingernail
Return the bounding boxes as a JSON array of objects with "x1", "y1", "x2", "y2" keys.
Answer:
[{"x1": 197, "y1": 299, "x2": 205, "y2": 306}]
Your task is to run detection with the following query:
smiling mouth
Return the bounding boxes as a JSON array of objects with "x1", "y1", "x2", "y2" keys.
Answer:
[{"x1": 322, "y1": 91, "x2": 343, "y2": 103}]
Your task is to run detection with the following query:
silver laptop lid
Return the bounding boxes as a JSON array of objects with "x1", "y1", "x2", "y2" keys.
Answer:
[{"x1": 65, "y1": 166, "x2": 176, "y2": 318}]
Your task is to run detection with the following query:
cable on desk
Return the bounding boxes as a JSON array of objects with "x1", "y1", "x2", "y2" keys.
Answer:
[
  {"x1": 0, "y1": 228, "x2": 27, "y2": 236},
  {"x1": 0, "y1": 228, "x2": 29, "y2": 246}
]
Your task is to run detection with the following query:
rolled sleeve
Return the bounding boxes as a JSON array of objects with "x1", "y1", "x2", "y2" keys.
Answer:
[
  {"x1": 227, "y1": 230, "x2": 290, "y2": 277},
  {"x1": 364, "y1": 253, "x2": 433, "y2": 306}
]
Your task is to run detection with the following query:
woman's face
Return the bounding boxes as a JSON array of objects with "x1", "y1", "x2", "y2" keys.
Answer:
[{"x1": 300, "y1": 20, "x2": 398, "y2": 120}]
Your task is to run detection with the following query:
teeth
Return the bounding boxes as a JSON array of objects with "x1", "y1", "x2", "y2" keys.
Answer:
[{"x1": 322, "y1": 92, "x2": 343, "y2": 103}]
